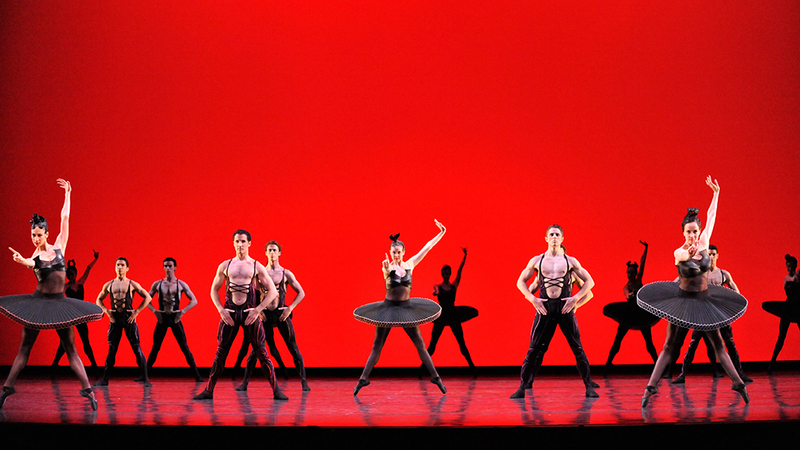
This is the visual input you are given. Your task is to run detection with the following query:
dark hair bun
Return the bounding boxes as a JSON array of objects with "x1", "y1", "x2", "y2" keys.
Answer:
[
  {"x1": 686, "y1": 208, "x2": 699, "y2": 216},
  {"x1": 30, "y1": 214, "x2": 48, "y2": 231},
  {"x1": 389, "y1": 233, "x2": 400, "y2": 242}
]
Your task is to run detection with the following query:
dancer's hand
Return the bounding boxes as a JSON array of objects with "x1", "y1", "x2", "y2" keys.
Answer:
[
  {"x1": 530, "y1": 297, "x2": 547, "y2": 315},
  {"x1": 706, "y1": 176, "x2": 720, "y2": 193},
  {"x1": 57, "y1": 178, "x2": 71, "y2": 193},
  {"x1": 8, "y1": 247, "x2": 29, "y2": 266},
  {"x1": 435, "y1": 219, "x2": 446, "y2": 232},
  {"x1": 105, "y1": 309, "x2": 116, "y2": 323},
  {"x1": 461, "y1": 247, "x2": 468, "y2": 255},
  {"x1": 154, "y1": 310, "x2": 164, "y2": 323},
  {"x1": 561, "y1": 296, "x2": 578, "y2": 314},
  {"x1": 243, "y1": 308, "x2": 260, "y2": 326},
  {"x1": 174, "y1": 310, "x2": 184, "y2": 323},
  {"x1": 640, "y1": 240, "x2": 648, "y2": 247},
  {"x1": 279, "y1": 306, "x2": 291, "y2": 321},
  {"x1": 220, "y1": 308, "x2": 235, "y2": 326},
  {"x1": 127, "y1": 309, "x2": 139, "y2": 323}
]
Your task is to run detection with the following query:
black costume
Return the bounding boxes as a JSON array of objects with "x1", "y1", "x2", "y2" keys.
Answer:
[
  {"x1": 100, "y1": 279, "x2": 149, "y2": 384},
  {"x1": 52, "y1": 284, "x2": 100, "y2": 371},
  {"x1": 513, "y1": 254, "x2": 595, "y2": 396},
  {"x1": 675, "y1": 268, "x2": 748, "y2": 382},
  {"x1": 146, "y1": 279, "x2": 202, "y2": 380},
  {"x1": 237, "y1": 268, "x2": 308, "y2": 390},
  {"x1": 602, "y1": 279, "x2": 660, "y2": 366},
  {"x1": 196, "y1": 259, "x2": 284, "y2": 399},
  {"x1": 354, "y1": 269, "x2": 442, "y2": 327},
  {"x1": 637, "y1": 251, "x2": 747, "y2": 331},
  {"x1": 426, "y1": 284, "x2": 477, "y2": 367},
  {"x1": 0, "y1": 249, "x2": 102, "y2": 329},
  {"x1": 638, "y1": 249, "x2": 750, "y2": 406},
  {"x1": 763, "y1": 277, "x2": 800, "y2": 372}
]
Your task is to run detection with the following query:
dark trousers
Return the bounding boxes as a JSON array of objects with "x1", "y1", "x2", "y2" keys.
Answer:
[
  {"x1": 204, "y1": 304, "x2": 277, "y2": 394},
  {"x1": 103, "y1": 312, "x2": 148, "y2": 381},
  {"x1": 147, "y1": 315, "x2": 201, "y2": 376},
  {"x1": 519, "y1": 299, "x2": 593, "y2": 387}
]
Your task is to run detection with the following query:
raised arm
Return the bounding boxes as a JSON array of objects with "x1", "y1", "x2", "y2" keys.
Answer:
[
  {"x1": 637, "y1": 240, "x2": 648, "y2": 282},
  {"x1": 279, "y1": 270, "x2": 305, "y2": 321},
  {"x1": 54, "y1": 179, "x2": 71, "y2": 253},
  {"x1": 699, "y1": 176, "x2": 719, "y2": 249},
  {"x1": 406, "y1": 220, "x2": 446, "y2": 269},
  {"x1": 453, "y1": 247, "x2": 467, "y2": 287},
  {"x1": 77, "y1": 250, "x2": 99, "y2": 285}
]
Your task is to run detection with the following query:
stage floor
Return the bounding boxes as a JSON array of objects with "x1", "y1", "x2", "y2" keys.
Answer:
[{"x1": 1, "y1": 371, "x2": 798, "y2": 427}]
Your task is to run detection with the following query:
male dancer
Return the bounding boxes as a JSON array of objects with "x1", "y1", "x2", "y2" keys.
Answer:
[
  {"x1": 511, "y1": 224, "x2": 598, "y2": 399},
  {"x1": 95, "y1": 257, "x2": 152, "y2": 386},
  {"x1": 236, "y1": 241, "x2": 310, "y2": 392},
  {"x1": 672, "y1": 244, "x2": 751, "y2": 383},
  {"x1": 193, "y1": 230, "x2": 287, "y2": 400},
  {"x1": 145, "y1": 257, "x2": 203, "y2": 381}
]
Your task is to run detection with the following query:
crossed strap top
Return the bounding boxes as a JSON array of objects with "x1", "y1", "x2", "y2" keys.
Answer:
[
  {"x1": 538, "y1": 253, "x2": 573, "y2": 300},
  {"x1": 156, "y1": 279, "x2": 183, "y2": 310},
  {"x1": 225, "y1": 259, "x2": 257, "y2": 296},
  {"x1": 111, "y1": 280, "x2": 133, "y2": 313}
]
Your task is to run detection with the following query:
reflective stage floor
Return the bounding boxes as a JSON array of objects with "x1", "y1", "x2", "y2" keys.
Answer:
[{"x1": 1, "y1": 369, "x2": 798, "y2": 449}]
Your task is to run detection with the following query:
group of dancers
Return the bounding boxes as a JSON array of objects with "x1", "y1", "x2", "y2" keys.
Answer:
[{"x1": 1, "y1": 176, "x2": 798, "y2": 410}]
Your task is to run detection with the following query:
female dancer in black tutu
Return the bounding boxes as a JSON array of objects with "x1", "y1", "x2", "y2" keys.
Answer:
[
  {"x1": 52, "y1": 250, "x2": 100, "y2": 373},
  {"x1": 426, "y1": 247, "x2": 477, "y2": 370},
  {"x1": 602, "y1": 240, "x2": 660, "y2": 371},
  {"x1": 638, "y1": 176, "x2": 749, "y2": 407},
  {"x1": 763, "y1": 254, "x2": 800, "y2": 374},
  {"x1": 353, "y1": 220, "x2": 447, "y2": 395},
  {"x1": 0, "y1": 179, "x2": 103, "y2": 410}
]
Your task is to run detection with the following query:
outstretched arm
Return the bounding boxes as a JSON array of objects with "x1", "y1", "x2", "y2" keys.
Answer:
[
  {"x1": 699, "y1": 176, "x2": 719, "y2": 249},
  {"x1": 54, "y1": 179, "x2": 71, "y2": 254},
  {"x1": 9, "y1": 247, "x2": 35, "y2": 269},
  {"x1": 453, "y1": 247, "x2": 467, "y2": 287},
  {"x1": 406, "y1": 220, "x2": 446, "y2": 269}
]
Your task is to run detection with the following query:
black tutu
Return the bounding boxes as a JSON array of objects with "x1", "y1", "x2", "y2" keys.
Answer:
[
  {"x1": 636, "y1": 281, "x2": 747, "y2": 331},
  {"x1": 435, "y1": 306, "x2": 479, "y2": 325},
  {"x1": 354, "y1": 298, "x2": 441, "y2": 328},
  {"x1": 762, "y1": 301, "x2": 800, "y2": 322},
  {"x1": 0, "y1": 292, "x2": 104, "y2": 330},
  {"x1": 602, "y1": 302, "x2": 660, "y2": 329}
]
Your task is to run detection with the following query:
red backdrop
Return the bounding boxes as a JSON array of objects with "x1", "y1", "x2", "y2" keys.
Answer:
[{"x1": 1, "y1": 1, "x2": 799, "y2": 369}]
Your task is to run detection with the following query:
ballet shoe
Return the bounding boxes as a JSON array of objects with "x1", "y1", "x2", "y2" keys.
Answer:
[
  {"x1": 353, "y1": 379, "x2": 370, "y2": 396},
  {"x1": 510, "y1": 386, "x2": 526, "y2": 399},
  {"x1": 80, "y1": 387, "x2": 98, "y2": 411},
  {"x1": 585, "y1": 385, "x2": 600, "y2": 398},
  {"x1": 235, "y1": 382, "x2": 248, "y2": 392},
  {"x1": 430, "y1": 377, "x2": 447, "y2": 394},
  {"x1": 301, "y1": 380, "x2": 311, "y2": 392},
  {"x1": 589, "y1": 380, "x2": 600, "y2": 388},
  {"x1": 0, "y1": 386, "x2": 16, "y2": 409},
  {"x1": 273, "y1": 387, "x2": 289, "y2": 401},
  {"x1": 193, "y1": 390, "x2": 213, "y2": 400},
  {"x1": 741, "y1": 374, "x2": 753, "y2": 384},
  {"x1": 641, "y1": 385, "x2": 658, "y2": 408},
  {"x1": 732, "y1": 384, "x2": 750, "y2": 404},
  {"x1": 671, "y1": 374, "x2": 686, "y2": 384}
]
